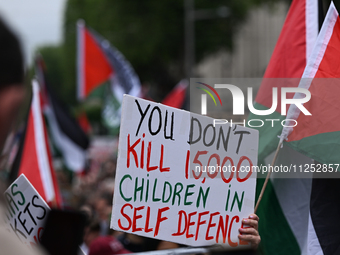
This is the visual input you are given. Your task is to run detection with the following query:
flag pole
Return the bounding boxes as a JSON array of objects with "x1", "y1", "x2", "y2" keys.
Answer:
[{"x1": 254, "y1": 140, "x2": 282, "y2": 213}]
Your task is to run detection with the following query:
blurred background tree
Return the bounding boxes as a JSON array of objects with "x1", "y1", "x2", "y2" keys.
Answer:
[{"x1": 38, "y1": 0, "x2": 283, "y2": 107}]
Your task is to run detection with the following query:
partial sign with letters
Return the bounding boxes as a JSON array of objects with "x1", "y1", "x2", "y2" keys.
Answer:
[{"x1": 4, "y1": 174, "x2": 50, "y2": 247}]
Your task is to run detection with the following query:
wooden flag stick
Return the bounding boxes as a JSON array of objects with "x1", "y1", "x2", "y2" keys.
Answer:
[{"x1": 254, "y1": 141, "x2": 282, "y2": 213}]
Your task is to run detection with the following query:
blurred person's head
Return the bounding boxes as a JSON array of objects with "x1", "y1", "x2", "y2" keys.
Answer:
[
  {"x1": 0, "y1": 17, "x2": 25, "y2": 153},
  {"x1": 98, "y1": 158, "x2": 117, "y2": 182},
  {"x1": 95, "y1": 192, "x2": 113, "y2": 220},
  {"x1": 118, "y1": 233, "x2": 146, "y2": 252},
  {"x1": 83, "y1": 220, "x2": 101, "y2": 247},
  {"x1": 99, "y1": 178, "x2": 115, "y2": 194},
  {"x1": 89, "y1": 236, "x2": 130, "y2": 255},
  {"x1": 80, "y1": 204, "x2": 95, "y2": 225}
]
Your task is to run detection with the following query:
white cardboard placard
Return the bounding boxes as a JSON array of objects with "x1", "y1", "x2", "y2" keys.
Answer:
[
  {"x1": 4, "y1": 174, "x2": 50, "y2": 246},
  {"x1": 111, "y1": 95, "x2": 258, "y2": 248}
]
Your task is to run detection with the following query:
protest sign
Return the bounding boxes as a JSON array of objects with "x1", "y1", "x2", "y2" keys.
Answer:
[
  {"x1": 4, "y1": 174, "x2": 50, "y2": 247},
  {"x1": 111, "y1": 95, "x2": 258, "y2": 247}
]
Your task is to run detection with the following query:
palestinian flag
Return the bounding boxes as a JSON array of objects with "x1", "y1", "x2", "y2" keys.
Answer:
[
  {"x1": 77, "y1": 20, "x2": 141, "y2": 135},
  {"x1": 248, "y1": 0, "x2": 320, "y2": 159},
  {"x1": 162, "y1": 80, "x2": 188, "y2": 109},
  {"x1": 10, "y1": 80, "x2": 62, "y2": 208},
  {"x1": 282, "y1": 2, "x2": 340, "y2": 165},
  {"x1": 77, "y1": 20, "x2": 113, "y2": 100},
  {"x1": 35, "y1": 55, "x2": 90, "y2": 173},
  {"x1": 246, "y1": 0, "x2": 322, "y2": 254},
  {"x1": 279, "y1": 4, "x2": 340, "y2": 254}
]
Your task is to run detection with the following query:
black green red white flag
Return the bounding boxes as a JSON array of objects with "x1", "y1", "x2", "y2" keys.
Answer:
[
  {"x1": 280, "y1": 3, "x2": 340, "y2": 254},
  {"x1": 11, "y1": 81, "x2": 62, "y2": 208},
  {"x1": 35, "y1": 55, "x2": 90, "y2": 173},
  {"x1": 281, "y1": 2, "x2": 340, "y2": 165},
  {"x1": 248, "y1": 0, "x2": 319, "y2": 159},
  {"x1": 77, "y1": 20, "x2": 114, "y2": 100},
  {"x1": 77, "y1": 20, "x2": 141, "y2": 135},
  {"x1": 162, "y1": 80, "x2": 188, "y2": 109},
  {"x1": 247, "y1": 0, "x2": 321, "y2": 254}
]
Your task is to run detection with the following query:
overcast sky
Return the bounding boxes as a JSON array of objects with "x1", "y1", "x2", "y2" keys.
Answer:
[{"x1": 0, "y1": 0, "x2": 67, "y2": 65}]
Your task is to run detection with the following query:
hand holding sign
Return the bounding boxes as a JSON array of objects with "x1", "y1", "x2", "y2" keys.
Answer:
[{"x1": 239, "y1": 214, "x2": 260, "y2": 249}]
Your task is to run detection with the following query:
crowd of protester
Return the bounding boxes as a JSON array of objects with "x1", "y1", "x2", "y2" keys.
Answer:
[
  {"x1": 0, "y1": 11, "x2": 260, "y2": 254},
  {"x1": 61, "y1": 153, "x2": 182, "y2": 254}
]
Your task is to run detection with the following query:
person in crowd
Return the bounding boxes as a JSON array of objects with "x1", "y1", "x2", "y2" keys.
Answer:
[
  {"x1": 88, "y1": 235, "x2": 131, "y2": 255},
  {"x1": 95, "y1": 192, "x2": 113, "y2": 236},
  {"x1": 81, "y1": 220, "x2": 101, "y2": 255},
  {"x1": 0, "y1": 16, "x2": 47, "y2": 255},
  {"x1": 98, "y1": 158, "x2": 117, "y2": 182}
]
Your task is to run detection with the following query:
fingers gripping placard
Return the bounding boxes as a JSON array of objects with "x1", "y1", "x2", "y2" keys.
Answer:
[{"x1": 111, "y1": 95, "x2": 258, "y2": 248}]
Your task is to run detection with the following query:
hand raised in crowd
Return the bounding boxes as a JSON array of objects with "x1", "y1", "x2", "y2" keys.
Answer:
[{"x1": 238, "y1": 214, "x2": 260, "y2": 249}]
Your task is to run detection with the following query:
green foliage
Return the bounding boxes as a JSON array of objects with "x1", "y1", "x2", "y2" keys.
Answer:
[
  {"x1": 35, "y1": 46, "x2": 75, "y2": 104},
  {"x1": 62, "y1": 0, "x2": 279, "y2": 102}
]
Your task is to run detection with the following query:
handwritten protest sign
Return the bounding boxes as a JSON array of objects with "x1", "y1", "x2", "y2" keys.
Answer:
[
  {"x1": 111, "y1": 95, "x2": 258, "y2": 247},
  {"x1": 4, "y1": 174, "x2": 50, "y2": 247}
]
